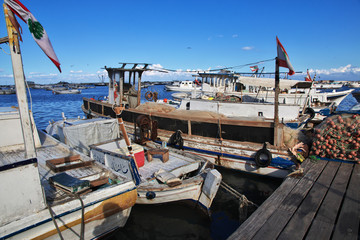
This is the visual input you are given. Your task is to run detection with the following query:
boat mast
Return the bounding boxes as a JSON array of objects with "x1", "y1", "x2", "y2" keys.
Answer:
[{"x1": 3, "y1": 4, "x2": 36, "y2": 158}]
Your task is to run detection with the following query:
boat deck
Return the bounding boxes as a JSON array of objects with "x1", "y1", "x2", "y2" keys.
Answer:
[
  {"x1": 228, "y1": 158, "x2": 359, "y2": 240},
  {"x1": 0, "y1": 131, "x2": 128, "y2": 206},
  {"x1": 139, "y1": 147, "x2": 201, "y2": 181}
]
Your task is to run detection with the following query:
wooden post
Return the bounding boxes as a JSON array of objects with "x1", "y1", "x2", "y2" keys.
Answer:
[
  {"x1": 137, "y1": 72, "x2": 142, "y2": 106},
  {"x1": 4, "y1": 4, "x2": 36, "y2": 158},
  {"x1": 274, "y1": 57, "x2": 281, "y2": 147}
]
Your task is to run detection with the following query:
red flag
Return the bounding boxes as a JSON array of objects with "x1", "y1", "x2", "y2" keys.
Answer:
[
  {"x1": 305, "y1": 69, "x2": 312, "y2": 82},
  {"x1": 276, "y1": 37, "x2": 295, "y2": 76},
  {"x1": 4, "y1": 0, "x2": 61, "y2": 72}
]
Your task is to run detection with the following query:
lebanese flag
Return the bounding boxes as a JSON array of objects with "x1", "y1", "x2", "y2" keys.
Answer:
[
  {"x1": 276, "y1": 37, "x2": 294, "y2": 76},
  {"x1": 4, "y1": 0, "x2": 61, "y2": 73},
  {"x1": 250, "y1": 65, "x2": 259, "y2": 72},
  {"x1": 305, "y1": 69, "x2": 312, "y2": 82}
]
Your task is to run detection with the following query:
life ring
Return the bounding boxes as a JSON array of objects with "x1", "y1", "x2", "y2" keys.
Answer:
[
  {"x1": 145, "y1": 91, "x2": 153, "y2": 101},
  {"x1": 254, "y1": 148, "x2": 272, "y2": 168},
  {"x1": 304, "y1": 107, "x2": 315, "y2": 119}
]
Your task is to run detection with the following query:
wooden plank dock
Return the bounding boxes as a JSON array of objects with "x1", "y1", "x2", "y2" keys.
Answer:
[{"x1": 228, "y1": 159, "x2": 359, "y2": 240}]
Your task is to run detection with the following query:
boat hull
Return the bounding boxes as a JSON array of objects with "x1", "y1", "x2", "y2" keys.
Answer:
[{"x1": 1, "y1": 189, "x2": 136, "y2": 240}]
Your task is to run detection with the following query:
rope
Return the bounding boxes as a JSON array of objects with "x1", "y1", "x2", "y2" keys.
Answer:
[
  {"x1": 149, "y1": 58, "x2": 275, "y2": 73},
  {"x1": 75, "y1": 194, "x2": 85, "y2": 240},
  {"x1": 46, "y1": 203, "x2": 64, "y2": 240},
  {"x1": 220, "y1": 181, "x2": 258, "y2": 208},
  {"x1": 0, "y1": 46, "x2": 10, "y2": 55},
  {"x1": 47, "y1": 192, "x2": 86, "y2": 239}
]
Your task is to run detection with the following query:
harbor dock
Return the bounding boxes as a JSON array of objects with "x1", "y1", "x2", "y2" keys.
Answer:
[{"x1": 228, "y1": 158, "x2": 359, "y2": 240}]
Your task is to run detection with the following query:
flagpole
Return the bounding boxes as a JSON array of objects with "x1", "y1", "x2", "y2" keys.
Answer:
[
  {"x1": 274, "y1": 57, "x2": 280, "y2": 147},
  {"x1": 3, "y1": 4, "x2": 36, "y2": 158}
]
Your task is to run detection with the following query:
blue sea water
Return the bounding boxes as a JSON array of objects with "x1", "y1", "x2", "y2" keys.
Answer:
[{"x1": 0, "y1": 84, "x2": 358, "y2": 239}]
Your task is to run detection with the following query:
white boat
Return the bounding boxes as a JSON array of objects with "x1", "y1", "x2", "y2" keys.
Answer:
[
  {"x1": 46, "y1": 117, "x2": 222, "y2": 211},
  {"x1": 0, "y1": 6, "x2": 136, "y2": 239},
  {"x1": 347, "y1": 82, "x2": 360, "y2": 88},
  {"x1": 191, "y1": 73, "x2": 352, "y2": 107},
  {"x1": 53, "y1": 88, "x2": 81, "y2": 94},
  {"x1": 90, "y1": 139, "x2": 221, "y2": 210},
  {"x1": 0, "y1": 88, "x2": 15, "y2": 95},
  {"x1": 177, "y1": 97, "x2": 303, "y2": 122},
  {"x1": 0, "y1": 108, "x2": 137, "y2": 239},
  {"x1": 165, "y1": 80, "x2": 201, "y2": 92}
]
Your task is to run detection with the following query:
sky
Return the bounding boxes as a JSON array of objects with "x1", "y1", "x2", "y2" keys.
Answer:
[{"x1": 0, "y1": 0, "x2": 360, "y2": 84}]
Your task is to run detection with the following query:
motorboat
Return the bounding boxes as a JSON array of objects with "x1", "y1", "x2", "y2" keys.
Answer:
[{"x1": 165, "y1": 80, "x2": 201, "y2": 92}]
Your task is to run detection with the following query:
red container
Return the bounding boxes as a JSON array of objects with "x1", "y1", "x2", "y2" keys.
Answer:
[{"x1": 118, "y1": 144, "x2": 145, "y2": 168}]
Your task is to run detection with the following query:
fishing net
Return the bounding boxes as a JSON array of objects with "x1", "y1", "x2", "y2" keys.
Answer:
[
  {"x1": 135, "y1": 102, "x2": 176, "y2": 113},
  {"x1": 310, "y1": 113, "x2": 360, "y2": 162}
]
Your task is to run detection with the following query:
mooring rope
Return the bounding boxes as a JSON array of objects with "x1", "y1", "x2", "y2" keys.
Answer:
[{"x1": 220, "y1": 181, "x2": 258, "y2": 208}]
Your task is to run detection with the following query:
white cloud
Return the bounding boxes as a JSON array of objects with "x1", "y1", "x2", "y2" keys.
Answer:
[
  {"x1": 303, "y1": 64, "x2": 360, "y2": 81},
  {"x1": 309, "y1": 64, "x2": 360, "y2": 75},
  {"x1": 232, "y1": 34, "x2": 239, "y2": 38},
  {"x1": 242, "y1": 46, "x2": 254, "y2": 51},
  {"x1": 69, "y1": 70, "x2": 83, "y2": 73}
]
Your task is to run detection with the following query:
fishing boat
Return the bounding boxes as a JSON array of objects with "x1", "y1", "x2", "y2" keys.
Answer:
[
  {"x1": 233, "y1": 75, "x2": 353, "y2": 108},
  {"x1": 53, "y1": 88, "x2": 81, "y2": 94},
  {"x1": 46, "y1": 116, "x2": 222, "y2": 211},
  {"x1": 165, "y1": 80, "x2": 201, "y2": 92},
  {"x1": 0, "y1": 87, "x2": 15, "y2": 95},
  {"x1": 0, "y1": 5, "x2": 136, "y2": 239},
  {"x1": 81, "y1": 63, "x2": 311, "y2": 178},
  {"x1": 347, "y1": 81, "x2": 360, "y2": 88},
  {"x1": 0, "y1": 108, "x2": 137, "y2": 239}
]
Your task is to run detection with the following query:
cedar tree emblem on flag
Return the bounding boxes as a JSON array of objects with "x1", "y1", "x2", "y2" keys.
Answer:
[
  {"x1": 276, "y1": 37, "x2": 294, "y2": 76},
  {"x1": 4, "y1": 0, "x2": 61, "y2": 72}
]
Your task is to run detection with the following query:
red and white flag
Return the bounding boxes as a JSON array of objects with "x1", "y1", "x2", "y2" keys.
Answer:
[
  {"x1": 250, "y1": 65, "x2": 259, "y2": 72},
  {"x1": 4, "y1": 0, "x2": 61, "y2": 72},
  {"x1": 276, "y1": 37, "x2": 294, "y2": 76},
  {"x1": 305, "y1": 69, "x2": 312, "y2": 82}
]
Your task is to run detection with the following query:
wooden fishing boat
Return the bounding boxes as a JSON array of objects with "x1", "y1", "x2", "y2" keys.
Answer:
[
  {"x1": 0, "y1": 6, "x2": 136, "y2": 239},
  {"x1": 0, "y1": 108, "x2": 137, "y2": 240},
  {"x1": 81, "y1": 63, "x2": 311, "y2": 178},
  {"x1": 46, "y1": 116, "x2": 222, "y2": 211}
]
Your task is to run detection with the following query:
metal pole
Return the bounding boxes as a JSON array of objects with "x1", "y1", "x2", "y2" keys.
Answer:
[
  {"x1": 274, "y1": 57, "x2": 280, "y2": 147},
  {"x1": 4, "y1": 4, "x2": 36, "y2": 158},
  {"x1": 137, "y1": 72, "x2": 142, "y2": 106}
]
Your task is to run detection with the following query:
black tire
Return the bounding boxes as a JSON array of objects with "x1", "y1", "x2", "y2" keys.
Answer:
[
  {"x1": 254, "y1": 148, "x2": 272, "y2": 168},
  {"x1": 304, "y1": 107, "x2": 315, "y2": 119}
]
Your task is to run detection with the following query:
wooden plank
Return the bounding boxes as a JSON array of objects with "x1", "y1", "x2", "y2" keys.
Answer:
[
  {"x1": 227, "y1": 160, "x2": 317, "y2": 240},
  {"x1": 332, "y1": 164, "x2": 360, "y2": 240},
  {"x1": 277, "y1": 161, "x2": 340, "y2": 240},
  {"x1": 305, "y1": 162, "x2": 353, "y2": 240},
  {"x1": 46, "y1": 155, "x2": 94, "y2": 173},
  {"x1": 251, "y1": 160, "x2": 328, "y2": 240}
]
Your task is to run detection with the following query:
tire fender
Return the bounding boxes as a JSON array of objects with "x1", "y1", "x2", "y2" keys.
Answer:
[{"x1": 254, "y1": 146, "x2": 272, "y2": 168}]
